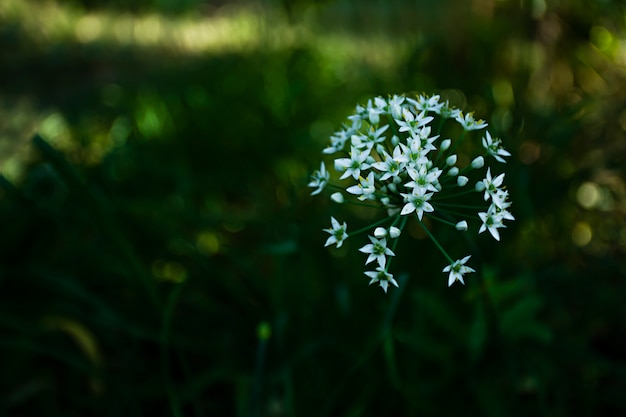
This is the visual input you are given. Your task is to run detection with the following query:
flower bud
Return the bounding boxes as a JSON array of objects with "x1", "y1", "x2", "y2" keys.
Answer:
[
  {"x1": 374, "y1": 227, "x2": 387, "y2": 238},
  {"x1": 475, "y1": 182, "x2": 486, "y2": 192},
  {"x1": 448, "y1": 167, "x2": 459, "y2": 176},
  {"x1": 440, "y1": 139, "x2": 451, "y2": 150},
  {"x1": 457, "y1": 176, "x2": 469, "y2": 187},
  {"x1": 471, "y1": 156, "x2": 485, "y2": 169},
  {"x1": 391, "y1": 135, "x2": 400, "y2": 146},
  {"x1": 389, "y1": 226, "x2": 401, "y2": 238},
  {"x1": 446, "y1": 154, "x2": 457, "y2": 166},
  {"x1": 331, "y1": 192, "x2": 344, "y2": 203},
  {"x1": 455, "y1": 220, "x2": 468, "y2": 231}
]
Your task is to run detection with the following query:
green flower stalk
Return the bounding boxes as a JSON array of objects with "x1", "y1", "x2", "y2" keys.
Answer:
[{"x1": 309, "y1": 94, "x2": 514, "y2": 292}]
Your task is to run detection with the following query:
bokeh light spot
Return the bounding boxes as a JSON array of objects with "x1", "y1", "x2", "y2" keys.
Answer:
[
  {"x1": 576, "y1": 182, "x2": 601, "y2": 209},
  {"x1": 152, "y1": 260, "x2": 187, "y2": 282},
  {"x1": 519, "y1": 141, "x2": 541, "y2": 164},
  {"x1": 196, "y1": 232, "x2": 220, "y2": 255},
  {"x1": 492, "y1": 79, "x2": 514, "y2": 107},
  {"x1": 76, "y1": 15, "x2": 102, "y2": 43},
  {"x1": 572, "y1": 222, "x2": 592, "y2": 247},
  {"x1": 590, "y1": 26, "x2": 613, "y2": 53}
]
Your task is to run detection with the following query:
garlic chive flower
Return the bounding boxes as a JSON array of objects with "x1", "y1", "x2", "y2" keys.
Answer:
[
  {"x1": 308, "y1": 162, "x2": 329, "y2": 195},
  {"x1": 324, "y1": 217, "x2": 348, "y2": 248},
  {"x1": 334, "y1": 147, "x2": 371, "y2": 180},
  {"x1": 481, "y1": 168, "x2": 506, "y2": 202},
  {"x1": 346, "y1": 172, "x2": 376, "y2": 201},
  {"x1": 443, "y1": 256, "x2": 475, "y2": 287},
  {"x1": 310, "y1": 93, "x2": 514, "y2": 291},
  {"x1": 359, "y1": 236, "x2": 395, "y2": 268},
  {"x1": 482, "y1": 131, "x2": 512, "y2": 163},
  {"x1": 455, "y1": 112, "x2": 488, "y2": 131},
  {"x1": 365, "y1": 267, "x2": 399, "y2": 293}
]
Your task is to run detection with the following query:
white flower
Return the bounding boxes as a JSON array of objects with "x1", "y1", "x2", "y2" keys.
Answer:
[
  {"x1": 351, "y1": 125, "x2": 389, "y2": 150},
  {"x1": 490, "y1": 188, "x2": 510, "y2": 209},
  {"x1": 346, "y1": 172, "x2": 376, "y2": 201},
  {"x1": 455, "y1": 112, "x2": 488, "y2": 131},
  {"x1": 323, "y1": 130, "x2": 350, "y2": 154},
  {"x1": 323, "y1": 217, "x2": 348, "y2": 248},
  {"x1": 399, "y1": 140, "x2": 430, "y2": 168},
  {"x1": 388, "y1": 95, "x2": 405, "y2": 120},
  {"x1": 396, "y1": 108, "x2": 433, "y2": 135},
  {"x1": 359, "y1": 236, "x2": 395, "y2": 268},
  {"x1": 405, "y1": 165, "x2": 441, "y2": 194},
  {"x1": 478, "y1": 205, "x2": 506, "y2": 241},
  {"x1": 443, "y1": 255, "x2": 475, "y2": 286},
  {"x1": 482, "y1": 131, "x2": 511, "y2": 163},
  {"x1": 364, "y1": 267, "x2": 398, "y2": 293},
  {"x1": 481, "y1": 168, "x2": 505, "y2": 202},
  {"x1": 400, "y1": 188, "x2": 435, "y2": 220},
  {"x1": 334, "y1": 146, "x2": 371, "y2": 180},
  {"x1": 435, "y1": 100, "x2": 462, "y2": 119},
  {"x1": 371, "y1": 146, "x2": 408, "y2": 181},
  {"x1": 308, "y1": 162, "x2": 329, "y2": 195},
  {"x1": 408, "y1": 94, "x2": 444, "y2": 113}
]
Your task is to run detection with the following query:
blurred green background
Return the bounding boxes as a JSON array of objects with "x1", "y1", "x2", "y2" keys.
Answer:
[{"x1": 1, "y1": 0, "x2": 626, "y2": 415}]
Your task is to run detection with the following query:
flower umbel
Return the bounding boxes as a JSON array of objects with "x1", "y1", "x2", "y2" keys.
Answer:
[{"x1": 310, "y1": 93, "x2": 514, "y2": 292}]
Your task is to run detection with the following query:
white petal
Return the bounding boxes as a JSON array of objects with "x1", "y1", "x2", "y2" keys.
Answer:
[{"x1": 401, "y1": 203, "x2": 415, "y2": 216}]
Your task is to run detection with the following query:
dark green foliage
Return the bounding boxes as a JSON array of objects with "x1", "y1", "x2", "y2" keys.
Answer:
[{"x1": 1, "y1": 0, "x2": 626, "y2": 416}]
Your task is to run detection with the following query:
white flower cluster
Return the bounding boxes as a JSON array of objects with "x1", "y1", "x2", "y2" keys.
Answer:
[{"x1": 308, "y1": 94, "x2": 514, "y2": 292}]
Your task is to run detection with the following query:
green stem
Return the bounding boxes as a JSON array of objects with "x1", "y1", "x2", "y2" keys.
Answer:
[
  {"x1": 425, "y1": 213, "x2": 460, "y2": 228},
  {"x1": 432, "y1": 206, "x2": 478, "y2": 220},
  {"x1": 417, "y1": 216, "x2": 454, "y2": 264},
  {"x1": 350, "y1": 213, "x2": 400, "y2": 236}
]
